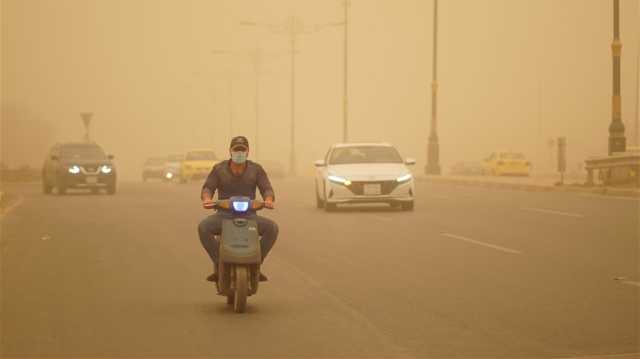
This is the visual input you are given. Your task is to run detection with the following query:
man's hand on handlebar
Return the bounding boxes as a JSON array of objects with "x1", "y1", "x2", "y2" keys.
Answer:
[
  {"x1": 202, "y1": 199, "x2": 215, "y2": 209},
  {"x1": 264, "y1": 196, "x2": 275, "y2": 209}
]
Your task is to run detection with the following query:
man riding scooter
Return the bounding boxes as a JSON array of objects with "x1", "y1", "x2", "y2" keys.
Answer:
[{"x1": 198, "y1": 136, "x2": 278, "y2": 282}]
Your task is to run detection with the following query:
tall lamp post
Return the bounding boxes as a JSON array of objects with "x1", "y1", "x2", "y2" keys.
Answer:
[
  {"x1": 425, "y1": 0, "x2": 441, "y2": 175},
  {"x1": 342, "y1": 0, "x2": 350, "y2": 143},
  {"x1": 609, "y1": 0, "x2": 626, "y2": 155},
  {"x1": 241, "y1": 16, "x2": 343, "y2": 176}
]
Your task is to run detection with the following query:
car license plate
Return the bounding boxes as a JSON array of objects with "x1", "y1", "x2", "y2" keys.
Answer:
[
  {"x1": 86, "y1": 176, "x2": 98, "y2": 184},
  {"x1": 363, "y1": 183, "x2": 381, "y2": 195}
]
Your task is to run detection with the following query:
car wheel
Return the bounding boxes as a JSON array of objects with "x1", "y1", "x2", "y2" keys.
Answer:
[
  {"x1": 107, "y1": 184, "x2": 116, "y2": 195},
  {"x1": 91, "y1": 188, "x2": 100, "y2": 195},
  {"x1": 315, "y1": 182, "x2": 325, "y2": 209},
  {"x1": 325, "y1": 202, "x2": 337, "y2": 212},
  {"x1": 401, "y1": 201, "x2": 414, "y2": 211},
  {"x1": 57, "y1": 185, "x2": 67, "y2": 195}
]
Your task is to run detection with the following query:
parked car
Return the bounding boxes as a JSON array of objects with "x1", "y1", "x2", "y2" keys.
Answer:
[
  {"x1": 180, "y1": 149, "x2": 218, "y2": 183},
  {"x1": 42, "y1": 142, "x2": 117, "y2": 195},
  {"x1": 142, "y1": 157, "x2": 167, "y2": 181},
  {"x1": 314, "y1": 143, "x2": 415, "y2": 211},
  {"x1": 450, "y1": 161, "x2": 483, "y2": 176},
  {"x1": 482, "y1": 151, "x2": 531, "y2": 176},
  {"x1": 163, "y1": 154, "x2": 184, "y2": 182}
]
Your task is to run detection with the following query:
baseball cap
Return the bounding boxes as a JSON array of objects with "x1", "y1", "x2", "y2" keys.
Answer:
[{"x1": 229, "y1": 136, "x2": 249, "y2": 150}]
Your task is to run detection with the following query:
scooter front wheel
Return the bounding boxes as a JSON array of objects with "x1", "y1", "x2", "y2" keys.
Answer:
[{"x1": 234, "y1": 266, "x2": 248, "y2": 313}]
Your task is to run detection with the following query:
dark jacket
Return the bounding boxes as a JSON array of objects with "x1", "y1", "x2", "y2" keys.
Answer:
[{"x1": 201, "y1": 160, "x2": 275, "y2": 202}]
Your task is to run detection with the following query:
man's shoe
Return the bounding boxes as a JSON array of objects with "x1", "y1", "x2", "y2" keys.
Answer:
[
  {"x1": 259, "y1": 273, "x2": 268, "y2": 282},
  {"x1": 206, "y1": 272, "x2": 218, "y2": 282}
]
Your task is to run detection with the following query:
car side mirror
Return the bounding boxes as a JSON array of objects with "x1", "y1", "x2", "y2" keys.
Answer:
[
  {"x1": 405, "y1": 158, "x2": 416, "y2": 166},
  {"x1": 50, "y1": 155, "x2": 58, "y2": 161},
  {"x1": 108, "y1": 154, "x2": 115, "y2": 160},
  {"x1": 314, "y1": 160, "x2": 326, "y2": 167}
]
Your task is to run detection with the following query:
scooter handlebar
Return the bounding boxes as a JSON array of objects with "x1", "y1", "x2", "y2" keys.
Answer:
[{"x1": 207, "y1": 199, "x2": 268, "y2": 211}]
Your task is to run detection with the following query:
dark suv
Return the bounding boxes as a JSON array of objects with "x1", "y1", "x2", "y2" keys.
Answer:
[{"x1": 42, "y1": 143, "x2": 117, "y2": 195}]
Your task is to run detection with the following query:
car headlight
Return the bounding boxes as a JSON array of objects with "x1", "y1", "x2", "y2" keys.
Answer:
[
  {"x1": 396, "y1": 173, "x2": 413, "y2": 183},
  {"x1": 68, "y1": 165, "x2": 81, "y2": 174},
  {"x1": 165, "y1": 172, "x2": 174, "y2": 179},
  {"x1": 101, "y1": 165, "x2": 113, "y2": 174},
  {"x1": 328, "y1": 175, "x2": 351, "y2": 186}
]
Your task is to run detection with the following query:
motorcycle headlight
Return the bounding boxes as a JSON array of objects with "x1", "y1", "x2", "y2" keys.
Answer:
[
  {"x1": 68, "y1": 165, "x2": 81, "y2": 174},
  {"x1": 232, "y1": 200, "x2": 250, "y2": 212},
  {"x1": 328, "y1": 175, "x2": 351, "y2": 186},
  {"x1": 396, "y1": 173, "x2": 413, "y2": 183},
  {"x1": 101, "y1": 165, "x2": 113, "y2": 174}
]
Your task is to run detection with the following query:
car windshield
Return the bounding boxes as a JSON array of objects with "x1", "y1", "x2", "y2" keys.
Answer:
[
  {"x1": 329, "y1": 146, "x2": 403, "y2": 165},
  {"x1": 500, "y1": 153, "x2": 525, "y2": 160},
  {"x1": 186, "y1": 151, "x2": 216, "y2": 161},
  {"x1": 60, "y1": 145, "x2": 106, "y2": 160}
]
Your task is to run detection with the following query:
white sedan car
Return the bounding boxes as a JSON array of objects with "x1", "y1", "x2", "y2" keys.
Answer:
[{"x1": 314, "y1": 143, "x2": 416, "y2": 211}]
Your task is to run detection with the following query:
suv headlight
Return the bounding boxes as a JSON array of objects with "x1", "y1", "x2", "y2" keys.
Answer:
[
  {"x1": 68, "y1": 165, "x2": 81, "y2": 174},
  {"x1": 101, "y1": 165, "x2": 113, "y2": 174},
  {"x1": 328, "y1": 175, "x2": 351, "y2": 186},
  {"x1": 396, "y1": 173, "x2": 412, "y2": 183}
]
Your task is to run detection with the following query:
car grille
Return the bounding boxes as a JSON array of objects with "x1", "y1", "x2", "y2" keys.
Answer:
[
  {"x1": 347, "y1": 180, "x2": 399, "y2": 195},
  {"x1": 82, "y1": 165, "x2": 100, "y2": 174}
]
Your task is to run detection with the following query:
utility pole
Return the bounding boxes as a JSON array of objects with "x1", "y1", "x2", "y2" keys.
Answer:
[
  {"x1": 252, "y1": 49, "x2": 262, "y2": 160},
  {"x1": 609, "y1": 0, "x2": 626, "y2": 155},
  {"x1": 342, "y1": 0, "x2": 350, "y2": 143},
  {"x1": 289, "y1": 16, "x2": 297, "y2": 176},
  {"x1": 241, "y1": 15, "x2": 343, "y2": 176},
  {"x1": 425, "y1": 0, "x2": 441, "y2": 175},
  {"x1": 212, "y1": 48, "x2": 273, "y2": 160}
]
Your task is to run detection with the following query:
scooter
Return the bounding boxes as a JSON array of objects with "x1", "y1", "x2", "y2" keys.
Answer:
[{"x1": 211, "y1": 196, "x2": 266, "y2": 313}]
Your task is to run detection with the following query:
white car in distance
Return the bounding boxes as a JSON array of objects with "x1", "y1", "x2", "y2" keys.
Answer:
[{"x1": 314, "y1": 143, "x2": 416, "y2": 211}]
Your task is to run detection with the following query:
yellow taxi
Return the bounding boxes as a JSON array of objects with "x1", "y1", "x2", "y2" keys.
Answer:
[
  {"x1": 482, "y1": 151, "x2": 531, "y2": 176},
  {"x1": 180, "y1": 149, "x2": 218, "y2": 183}
]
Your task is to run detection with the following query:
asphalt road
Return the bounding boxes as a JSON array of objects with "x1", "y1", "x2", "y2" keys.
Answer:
[{"x1": 1, "y1": 178, "x2": 638, "y2": 358}]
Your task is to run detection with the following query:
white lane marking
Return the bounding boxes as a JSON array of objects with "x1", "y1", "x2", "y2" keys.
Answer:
[
  {"x1": 521, "y1": 207, "x2": 584, "y2": 218},
  {"x1": 620, "y1": 280, "x2": 640, "y2": 288},
  {"x1": 0, "y1": 196, "x2": 24, "y2": 219},
  {"x1": 579, "y1": 194, "x2": 640, "y2": 202},
  {"x1": 441, "y1": 233, "x2": 523, "y2": 255},
  {"x1": 614, "y1": 277, "x2": 640, "y2": 288},
  {"x1": 561, "y1": 352, "x2": 640, "y2": 359}
]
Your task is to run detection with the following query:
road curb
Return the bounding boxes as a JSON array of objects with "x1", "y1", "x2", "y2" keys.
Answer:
[{"x1": 417, "y1": 176, "x2": 640, "y2": 198}]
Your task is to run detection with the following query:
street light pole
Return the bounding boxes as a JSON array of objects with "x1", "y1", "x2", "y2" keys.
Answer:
[
  {"x1": 289, "y1": 16, "x2": 297, "y2": 176},
  {"x1": 609, "y1": 0, "x2": 626, "y2": 155},
  {"x1": 252, "y1": 49, "x2": 262, "y2": 161},
  {"x1": 425, "y1": 0, "x2": 441, "y2": 175},
  {"x1": 342, "y1": 0, "x2": 350, "y2": 143},
  {"x1": 241, "y1": 16, "x2": 343, "y2": 176}
]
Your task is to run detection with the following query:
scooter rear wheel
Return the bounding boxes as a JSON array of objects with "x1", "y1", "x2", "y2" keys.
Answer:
[{"x1": 234, "y1": 266, "x2": 248, "y2": 313}]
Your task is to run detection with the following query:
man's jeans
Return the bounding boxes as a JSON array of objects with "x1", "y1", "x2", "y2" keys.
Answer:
[{"x1": 197, "y1": 213, "x2": 279, "y2": 266}]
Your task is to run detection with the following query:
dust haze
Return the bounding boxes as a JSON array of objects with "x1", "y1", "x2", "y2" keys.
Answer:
[{"x1": 1, "y1": 0, "x2": 638, "y2": 178}]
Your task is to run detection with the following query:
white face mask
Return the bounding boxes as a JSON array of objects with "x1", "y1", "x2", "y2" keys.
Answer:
[{"x1": 231, "y1": 151, "x2": 248, "y2": 164}]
